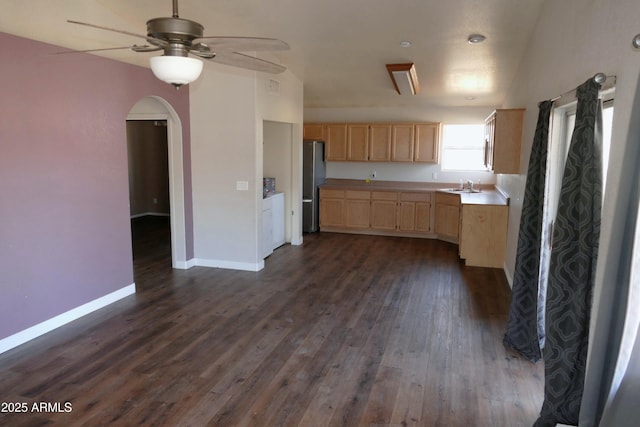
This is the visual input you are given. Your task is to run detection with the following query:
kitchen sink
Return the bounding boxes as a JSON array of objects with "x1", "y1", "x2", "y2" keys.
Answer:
[{"x1": 445, "y1": 188, "x2": 482, "y2": 193}]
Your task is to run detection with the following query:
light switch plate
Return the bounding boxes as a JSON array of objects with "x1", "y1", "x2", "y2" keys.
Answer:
[{"x1": 236, "y1": 180, "x2": 249, "y2": 191}]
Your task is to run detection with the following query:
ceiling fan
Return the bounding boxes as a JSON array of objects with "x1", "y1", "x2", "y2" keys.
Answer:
[{"x1": 66, "y1": 0, "x2": 289, "y2": 88}]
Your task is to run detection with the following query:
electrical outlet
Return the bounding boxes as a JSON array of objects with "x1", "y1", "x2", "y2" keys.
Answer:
[{"x1": 372, "y1": 170, "x2": 377, "y2": 179}]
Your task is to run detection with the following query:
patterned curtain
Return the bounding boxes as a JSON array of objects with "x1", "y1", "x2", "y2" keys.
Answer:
[
  {"x1": 534, "y1": 78, "x2": 603, "y2": 426},
  {"x1": 503, "y1": 101, "x2": 553, "y2": 362}
]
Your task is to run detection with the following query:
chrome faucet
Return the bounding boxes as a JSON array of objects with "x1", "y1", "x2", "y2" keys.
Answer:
[{"x1": 467, "y1": 180, "x2": 474, "y2": 191}]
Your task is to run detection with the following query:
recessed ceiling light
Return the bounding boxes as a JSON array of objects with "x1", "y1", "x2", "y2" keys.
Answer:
[
  {"x1": 467, "y1": 34, "x2": 486, "y2": 44},
  {"x1": 399, "y1": 41, "x2": 412, "y2": 48}
]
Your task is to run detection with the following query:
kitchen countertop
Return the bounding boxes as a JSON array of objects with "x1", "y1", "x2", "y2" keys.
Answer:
[
  {"x1": 444, "y1": 189, "x2": 509, "y2": 206},
  {"x1": 320, "y1": 179, "x2": 509, "y2": 206}
]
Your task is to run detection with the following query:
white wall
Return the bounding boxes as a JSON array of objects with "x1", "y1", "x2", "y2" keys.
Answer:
[
  {"x1": 303, "y1": 105, "x2": 497, "y2": 186},
  {"x1": 190, "y1": 61, "x2": 303, "y2": 271},
  {"x1": 498, "y1": 0, "x2": 640, "y2": 282},
  {"x1": 190, "y1": 65, "x2": 260, "y2": 270},
  {"x1": 256, "y1": 69, "x2": 304, "y2": 246}
]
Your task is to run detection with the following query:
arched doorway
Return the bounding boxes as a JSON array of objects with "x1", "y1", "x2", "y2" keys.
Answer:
[{"x1": 128, "y1": 96, "x2": 187, "y2": 269}]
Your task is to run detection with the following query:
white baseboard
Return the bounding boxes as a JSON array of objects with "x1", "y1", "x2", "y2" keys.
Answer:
[
  {"x1": 194, "y1": 258, "x2": 264, "y2": 272},
  {"x1": 173, "y1": 258, "x2": 197, "y2": 270},
  {"x1": 0, "y1": 283, "x2": 136, "y2": 355}
]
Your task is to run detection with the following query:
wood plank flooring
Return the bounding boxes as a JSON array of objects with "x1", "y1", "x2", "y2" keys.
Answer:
[{"x1": 0, "y1": 218, "x2": 544, "y2": 426}]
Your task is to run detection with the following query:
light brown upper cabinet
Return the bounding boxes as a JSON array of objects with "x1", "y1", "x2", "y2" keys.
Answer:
[
  {"x1": 303, "y1": 123, "x2": 325, "y2": 141},
  {"x1": 325, "y1": 124, "x2": 348, "y2": 161},
  {"x1": 347, "y1": 124, "x2": 369, "y2": 161},
  {"x1": 484, "y1": 109, "x2": 525, "y2": 174},
  {"x1": 391, "y1": 124, "x2": 415, "y2": 162},
  {"x1": 414, "y1": 123, "x2": 440, "y2": 163},
  {"x1": 305, "y1": 121, "x2": 441, "y2": 163},
  {"x1": 369, "y1": 124, "x2": 392, "y2": 161}
]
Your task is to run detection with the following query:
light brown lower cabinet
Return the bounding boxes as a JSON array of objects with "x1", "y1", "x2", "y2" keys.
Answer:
[
  {"x1": 319, "y1": 188, "x2": 433, "y2": 237},
  {"x1": 320, "y1": 187, "x2": 509, "y2": 268},
  {"x1": 319, "y1": 189, "x2": 345, "y2": 227},
  {"x1": 398, "y1": 192, "x2": 431, "y2": 233},
  {"x1": 434, "y1": 192, "x2": 461, "y2": 243},
  {"x1": 344, "y1": 190, "x2": 371, "y2": 228},
  {"x1": 459, "y1": 204, "x2": 508, "y2": 268},
  {"x1": 370, "y1": 191, "x2": 398, "y2": 230}
]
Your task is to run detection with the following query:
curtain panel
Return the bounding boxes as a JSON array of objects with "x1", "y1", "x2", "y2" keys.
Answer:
[
  {"x1": 534, "y1": 78, "x2": 603, "y2": 427},
  {"x1": 504, "y1": 101, "x2": 553, "y2": 363},
  {"x1": 581, "y1": 74, "x2": 640, "y2": 427}
]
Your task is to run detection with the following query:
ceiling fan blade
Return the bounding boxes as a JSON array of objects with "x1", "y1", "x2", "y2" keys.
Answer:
[
  {"x1": 131, "y1": 45, "x2": 164, "y2": 53},
  {"x1": 189, "y1": 47, "x2": 215, "y2": 59},
  {"x1": 192, "y1": 36, "x2": 289, "y2": 52},
  {"x1": 51, "y1": 45, "x2": 162, "y2": 55},
  {"x1": 208, "y1": 52, "x2": 286, "y2": 74},
  {"x1": 67, "y1": 20, "x2": 168, "y2": 47}
]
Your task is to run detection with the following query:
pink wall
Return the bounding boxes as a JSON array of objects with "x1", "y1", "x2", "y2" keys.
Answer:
[{"x1": 0, "y1": 32, "x2": 192, "y2": 340}]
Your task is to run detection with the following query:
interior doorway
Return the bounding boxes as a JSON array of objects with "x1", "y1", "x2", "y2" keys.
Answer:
[
  {"x1": 127, "y1": 96, "x2": 189, "y2": 269},
  {"x1": 263, "y1": 120, "x2": 293, "y2": 244},
  {"x1": 127, "y1": 120, "x2": 172, "y2": 275}
]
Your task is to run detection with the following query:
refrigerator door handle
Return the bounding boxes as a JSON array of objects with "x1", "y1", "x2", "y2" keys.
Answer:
[{"x1": 302, "y1": 199, "x2": 313, "y2": 203}]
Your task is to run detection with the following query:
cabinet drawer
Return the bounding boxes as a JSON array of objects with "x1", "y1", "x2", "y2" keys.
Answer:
[
  {"x1": 371, "y1": 191, "x2": 398, "y2": 201},
  {"x1": 320, "y1": 189, "x2": 345, "y2": 199},
  {"x1": 345, "y1": 190, "x2": 371, "y2": 200},
  {"x1": 435, "y1": 192, "x2": 460, "y2": 206},
  {"x1": 399, "y1": 192, "x2": 431, "y2": 202}
]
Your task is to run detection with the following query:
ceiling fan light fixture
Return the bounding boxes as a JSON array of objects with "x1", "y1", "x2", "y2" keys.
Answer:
[
  {"x1": 386, "y1": 63, "x2": 419, "y2": 95},
  {"x1": 149, "y1": 55, "x2": 204, "y2": 88}
]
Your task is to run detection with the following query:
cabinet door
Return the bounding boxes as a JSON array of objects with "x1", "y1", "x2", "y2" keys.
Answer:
[
  {"x1": 398, "y1": 192, "x2": 431, "y2": 233},
  {"x1": 415, "y1": 202, "x2": 431, "y2": 232},
  {"x1": 320, "y1": 198, "x2": 344, "y2": 227},
  {"x1": 303, "y1": 124, "x2": 325, "y2": 141},
  {"x1": 436, "y1": 204, "x2": 459, "y2": 237},
  {"x1": 347, "y1": 124, "x2": 369, "y2": 161},
  {"x1": 484, "y1": 113, "x2": 496, "y2": 170},
  {"x1": 398, "y1": 201, "x2": 431, "y2": 232},
  {"x1": 320, "y1": 189, "x2": 345, "y2": 227},
  {"x1": 398, "y1": 201, "x2": 417, "y2": 231},
  {"x1": 391, "y1": 124, "x2": 414, "y2": 162},
  {"x1": 414, "y1": 124, "x2": 439, "y2": 163},
  {"x1": 459, "y1": 205, "x2": 508, "y2": 267},
  {"x1": 435, "y1": 203, "x2": 449, "y2": 235},
  {"x1": 435, "y1": 192, "x2": 461, "y2": 242},
  {"x1": 370, "y1": 194, "x2": 397, "y2": 230},
  {"x1": 369, "y1": 124, "x2": 392, "y2": 161},
  {"x1": 344, "y1": 190, "x2": 371, "y2": 228},
  {"x1": 492, "y1": 109, "x2": 524, "y2": 174},
  {"x1": 325, "y1": 124, "x2": 348, "y2": 161},
  {"x1": 442, "y1": 205, "x2": 460, "y2": 238}
]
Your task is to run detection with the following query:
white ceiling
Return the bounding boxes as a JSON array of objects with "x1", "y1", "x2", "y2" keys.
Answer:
[{"x1": 0, "y1": 0, "x2": 545, "y2": 109}]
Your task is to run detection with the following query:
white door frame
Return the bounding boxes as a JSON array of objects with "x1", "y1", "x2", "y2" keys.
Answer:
[{"x1": 128, "y1": 96, "x2": 188, "y2": 269}]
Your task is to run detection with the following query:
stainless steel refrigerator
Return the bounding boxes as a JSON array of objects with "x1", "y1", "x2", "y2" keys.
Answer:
[{"x1": 302, "y1": 140, "x2": 326, "y2": 232}]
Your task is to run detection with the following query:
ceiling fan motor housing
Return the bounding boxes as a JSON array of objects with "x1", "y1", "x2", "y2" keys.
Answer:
[{"x1": 146, "y1": 17, "x2": 204, "y2": 56}]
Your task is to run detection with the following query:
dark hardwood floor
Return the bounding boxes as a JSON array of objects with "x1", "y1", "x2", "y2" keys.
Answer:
[{"x1": 0, "y1": 218, "x2": 544, "y2": 426}]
